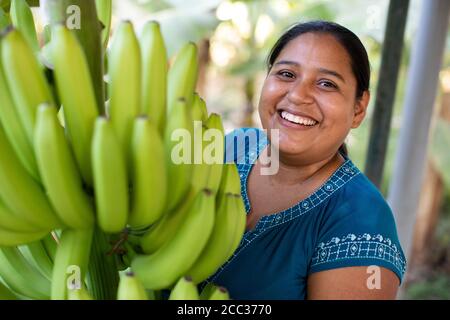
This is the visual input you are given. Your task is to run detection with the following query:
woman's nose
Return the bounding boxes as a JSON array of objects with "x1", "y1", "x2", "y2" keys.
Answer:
[{"x1": 286, "y1": 79, "x2": 314, "y2": 105}]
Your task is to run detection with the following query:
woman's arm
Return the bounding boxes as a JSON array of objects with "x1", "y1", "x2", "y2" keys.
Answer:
[{"x1": 307, "y1": 266, "x2": 400, "y2": 300}]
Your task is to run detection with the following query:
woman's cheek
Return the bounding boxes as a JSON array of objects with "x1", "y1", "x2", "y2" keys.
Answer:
[
  {"x1": 261, "y1": 80, "x2": 283, "y2": 106},
  {"x1": 259, "y1": 84, "x2": 279, "y2": 127}
]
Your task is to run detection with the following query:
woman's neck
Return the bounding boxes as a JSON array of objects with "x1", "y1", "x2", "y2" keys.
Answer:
[{"x1": 263, "y1": 150, "x2": 345, "y2": 187}]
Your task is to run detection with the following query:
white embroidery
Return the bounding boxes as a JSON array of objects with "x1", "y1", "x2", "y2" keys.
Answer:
[{"x1": 312, "y1": 233, "x2": 407, "y2": 277}]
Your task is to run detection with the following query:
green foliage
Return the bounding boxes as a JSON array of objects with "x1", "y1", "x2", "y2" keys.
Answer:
[
  {"x1": 128, "y1": 0, "x2": 221, "y2": 57},
  {"x1": 405, "y1": 275, "x2": 450, "y2": 300},
  {"x1": 430, "y1": 119, "x2": 450, "y2": 193}
]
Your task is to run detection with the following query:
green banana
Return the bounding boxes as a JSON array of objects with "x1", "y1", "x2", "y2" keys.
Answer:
[
  {"x1": 51, "y1": 25, "x2": 99, "y2": 186},
  {"x1": 117, "y1": 271, "x2": 148, "y2": 300},
  {"x1": 0, "y1": 7, "x2": 11, "y2": 31},
  {"x1": 40, "y1": 25, "x2": 52, "y2": 67},
  {"x1": 95, "y1": 0, "x2": 112, "y2": 50},
  {"x1": 0, "y1": 227, "x2": 48, "y2": 247},
  {"x1": 51, "y1": 228, "x2": 93, "y2": 300},
  {"x1": 129, "y1": 116, "x2": 167, "y2": 229},
  {"x1": 167, "y1": 42, "x2": 198, "y2": 114},
  {"x1": 10, "y1": 0, "x2": 39, "y2": 53},
  {"x1": 34, "y1": 104, "x2": 95, "y2": 229},
  {"x1": 92, "y1": 117, "x2": 129, "y2": 234},
  {"x1": 208, "y1": 286, "x2": 230, "y2": 300},
  {"x1": 199, "y1": 281, "x2": 216, "y2": 299},
  {"x1": 19, "y1": 240, "x2": 54, "y2": 280},
  {"x1": 140, "y1": 21, "x2": 168, "y2": 135},
  {"x1": 108, "y1": 21, "x2": 141, "y2": 167},
  {"x1": 190, "y1": 113, "x2": 224, "y2": 195},
  {"x1": 57, "y1": 105, "x2": 65, "y2": 127},
  {"x1": 190, "y1": 121, "x2": 210, "y2": 194},
  {"x1": 169, "y1": 276, "x2": 199, "y2": 300},
  {"x1": 164, "y1": 98, "x2": 193, "y2": 211},
  {"x1": 217, "y1": 163, "x2": 242, "y2": 209},
  {"x1": 0, "y1": 246, "x2": 50, "y2": 299},
  {"x1": 226, "y1": 194, "x2": 247, "y2": 260},
  {"x1": 1, "y1": 28, "x2": 54, "y2": 146},
  {"x1": 67, "y1": 285, "x2": 93, "y2": 300},
  {"x1": 186, "y1": 193, "x2": 238, "y2": 284},
  {"x1": 191, "y1": 93, "x2": 208, "y2": 122},
  {"x1": 132, "y1": 189, "x2": 215, "y2": 290},
  {"x1": 41, "y1": 232, "x2": 58, "y2": 263},
  {"x1": 139, "y1": 188, "x2": 196, "y2": 254},
  {"x1": 0, "y1": 41, "x2": 39, "y2": 181},
  {"x1": 0, "y1": 196, "x2": 42, "y2": 233},
  {"x1": 0, "y1": 124, "x2": 62, "y2": 231},
  {"x1": 204, "y1": 113, "x2": 225, "y2": 194},
  {"x1": 43, "y1": 24, "x2": 51, "y2": 44},
  {"x1": 0, "y1": 281, "x2": 17, "y2": 300}
]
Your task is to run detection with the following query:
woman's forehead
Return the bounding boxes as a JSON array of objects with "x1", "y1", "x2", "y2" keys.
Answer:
[{"x1": 275, "y1": 33, "x2": 353, "y2": 76}]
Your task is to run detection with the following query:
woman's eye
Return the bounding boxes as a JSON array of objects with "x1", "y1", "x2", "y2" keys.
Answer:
[
  {"x1": 318, "y1": 80, "x2": 337, "y2": 89},
  {"x1": 277, "y1": 70, "x2": 295, "y2": 79}
]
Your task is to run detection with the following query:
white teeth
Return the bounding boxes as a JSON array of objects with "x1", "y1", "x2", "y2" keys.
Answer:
[{"x1": 281, "y1": 111, "x2": 317, "y2": 126}]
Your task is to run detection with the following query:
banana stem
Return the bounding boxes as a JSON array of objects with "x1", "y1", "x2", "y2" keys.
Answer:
[
  {"x1": 43, "y1": 0, "x2": 105, "y2": 114},
  {"x1": 87, "y1": 227, "x2": 119, "y2": 300}
]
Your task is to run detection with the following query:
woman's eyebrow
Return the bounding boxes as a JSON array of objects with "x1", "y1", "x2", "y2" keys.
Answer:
[
  {"x1": 317, "y1": 68, "x2": 346, "y2": 83},
  {"x1": 274, "y1": 60, "x2": 299, "y2": 67},
  {"x1": 274, "y1": 61, "x2": 346, "y2": 84}
]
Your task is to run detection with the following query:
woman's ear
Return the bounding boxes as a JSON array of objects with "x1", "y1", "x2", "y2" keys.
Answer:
[{"x1": 351, "y1": 90, "x2": 370, "y2": 128}]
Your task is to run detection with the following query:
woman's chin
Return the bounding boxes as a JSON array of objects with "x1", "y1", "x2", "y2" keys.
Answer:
[{"x1": 276, "y1": 137, "x2": 311, "y2": 156}]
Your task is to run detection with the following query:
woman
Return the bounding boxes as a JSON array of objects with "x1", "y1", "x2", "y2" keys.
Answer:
[{"x1": 201, "y1": 20, "x2": 406, "y2": 299}]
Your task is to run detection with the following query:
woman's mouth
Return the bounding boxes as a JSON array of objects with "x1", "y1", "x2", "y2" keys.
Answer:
[{"x1": 277, "y1": 110, "x2": 318, "y2": 128}]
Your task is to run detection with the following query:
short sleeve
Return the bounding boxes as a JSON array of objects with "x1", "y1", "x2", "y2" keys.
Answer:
[{"x1": 309, "y1": 183, "x2": 407, "y2": 284}]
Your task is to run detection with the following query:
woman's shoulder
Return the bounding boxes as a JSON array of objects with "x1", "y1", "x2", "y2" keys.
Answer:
[
  {"x1": 310, "y1": 161, "x2": 407, "y2": 282},
  {"x1": 333, "y1": 163, "x2": 394, "y2": 221}
]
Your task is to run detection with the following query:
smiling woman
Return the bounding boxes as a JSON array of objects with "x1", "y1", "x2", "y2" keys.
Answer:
[{"x1": 200, "y1": 20, "x2": 406, "y2": 300}]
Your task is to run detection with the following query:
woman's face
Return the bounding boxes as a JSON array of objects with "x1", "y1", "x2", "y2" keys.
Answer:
[{"x1": 258, "y1": 32, "x2": 369, "y2": 162}]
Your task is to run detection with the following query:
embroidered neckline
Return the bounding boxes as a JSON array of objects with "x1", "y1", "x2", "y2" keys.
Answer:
[{"x1": 238, "y1": 129, "x2": 360, "y2": 234}]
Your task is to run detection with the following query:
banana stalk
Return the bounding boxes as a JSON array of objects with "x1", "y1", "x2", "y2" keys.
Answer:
[{"x1": 86, "y1": 228, "x2": 120, "y2": 300}]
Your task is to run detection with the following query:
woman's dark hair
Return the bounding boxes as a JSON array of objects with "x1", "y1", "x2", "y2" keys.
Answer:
[{"x1": 266, "y1": 20, "x2": 371, "y2": 157}]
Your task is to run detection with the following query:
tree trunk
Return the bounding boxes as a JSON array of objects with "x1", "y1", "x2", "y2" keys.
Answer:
[
  {"x1": 241, "y1": 77, "x2": 255, "y2": 128},
  {"x1": 196, "y1": 38, "x2": 210, "y2": 99},
  {"x1": 364, "y1": 0, "x2": 410, "y2": 188}
]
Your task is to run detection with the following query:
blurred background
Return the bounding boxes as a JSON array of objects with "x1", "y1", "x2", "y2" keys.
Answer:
[{"x1": 32, "y1": 0, "x2": 450, "y2": 299}]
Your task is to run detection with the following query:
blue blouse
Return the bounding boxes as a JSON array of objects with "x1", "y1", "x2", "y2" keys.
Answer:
[{"x1": 200, "y1": 128, "x2": 407, "y2": 300}]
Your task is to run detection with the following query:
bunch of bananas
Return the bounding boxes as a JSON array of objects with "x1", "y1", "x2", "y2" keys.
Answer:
[{"x1": 0, "y1": 0, "x2": 246, "y2": 300}]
